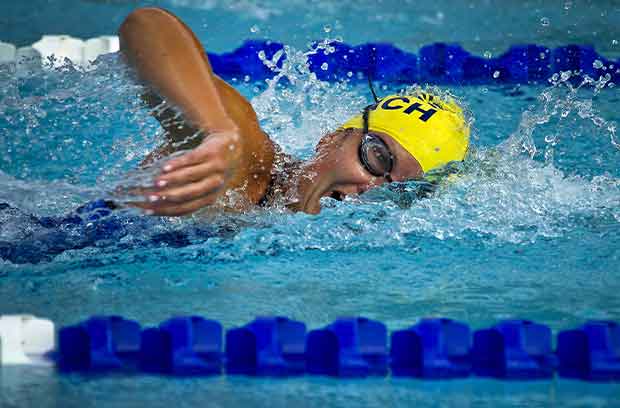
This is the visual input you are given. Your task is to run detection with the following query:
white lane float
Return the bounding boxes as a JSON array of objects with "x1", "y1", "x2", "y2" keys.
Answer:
[
  {"x1": 0, "y1": 314, "x2": 55, "y2": 366},
  {"x1": 0, "y1": 41, "x2": 17, "y2": 64},
  {"x1": 0, "y1": 35, "x2": 120, "y2": 69}
]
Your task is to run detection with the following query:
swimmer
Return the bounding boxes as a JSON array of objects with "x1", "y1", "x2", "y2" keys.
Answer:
[{"x1": 119, "y1": 7, "x2": 470, "y2": 216}]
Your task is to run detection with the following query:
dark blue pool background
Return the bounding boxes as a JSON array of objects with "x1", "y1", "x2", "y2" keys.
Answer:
[{"x1": 2, "y1": 0, "x2": 620, "y2": 58}]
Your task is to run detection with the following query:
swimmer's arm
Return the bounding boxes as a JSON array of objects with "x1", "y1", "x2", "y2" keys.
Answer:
[
  {"x1": 140, "y1": 91, "x2": 203, "y2": 161},
  {"x1": 119, "y1": 7, "x2": 275, "y2": 215},
  {"x1": 120, "y1": 8, "x2": 236, "y2": 134}
]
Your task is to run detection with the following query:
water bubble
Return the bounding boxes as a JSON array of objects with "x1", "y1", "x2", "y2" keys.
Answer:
[
  {"x1": 544, "y1": 134, "x2": 557, "y2": 144},
  {"x1": 323, "y1": 24, "x2": 332, "y2": 33},
  {"x1": 481, "y1": 87, "x2": 488, "y2": 94},
  {"x1": 493, "y1": 71, "x2": 500, "y2": 79},
  {"x1": 320, "y1": 62, "x2": 329, "y2": 71},
  {"x1": 593, "y1": 60, "x2": 604, "y2": 69},
  {"x1": 483, "y1": 51, "x2": 492, "y2": 59},
  {"x1": 346, "y1": 71, "x2": 353, "y2": 78},
  {"x1": 540, "y1": 17, "x2": 550, "y2": 26},
  {"x1": 244, "y1": 75, "x2": 251, "y2": 82},
  {"x1": 257, "y1": 50, "x2": 266, "y2": 61},
  {"x1": 250, "y1": 25, "x2": 260, "y2": 33}
]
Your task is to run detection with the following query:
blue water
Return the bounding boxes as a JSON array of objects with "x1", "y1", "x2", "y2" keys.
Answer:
[{"x1": 1, "y1": 0, "x2": 620, "y2": 407}]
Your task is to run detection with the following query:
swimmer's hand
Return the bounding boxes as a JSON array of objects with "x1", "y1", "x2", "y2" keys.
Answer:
[{"x1": 132, "y1": 128, "x2": 242, "y2": 216}]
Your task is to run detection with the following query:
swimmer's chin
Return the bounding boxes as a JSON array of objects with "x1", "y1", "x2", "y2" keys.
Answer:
[
  {"x1": 304, "y1": 200, "x2": 322, "y2": 214},
  {"x1": 294, "y1": 179, "x2": 342, "y2": 214},
  {"x1": 290, "y1": 190, "x2": 323, "y2": 214},
  {"x1": 284, "y1": 199, "x2": 319, "y2": 214},
  {"x1": 287, "y1": 196, "x2": 321, "y2": 214},
  {"x1": 301, "y1": 189, "x2": 347, "y2": 214}
]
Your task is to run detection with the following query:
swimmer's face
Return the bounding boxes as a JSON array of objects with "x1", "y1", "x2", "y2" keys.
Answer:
[{"x1": 299, "y1": 128, "x2": 423, "y2": 214}]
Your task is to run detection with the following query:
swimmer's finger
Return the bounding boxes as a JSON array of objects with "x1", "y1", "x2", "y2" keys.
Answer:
[
  {"x1": 155, "y1": 160, "x2": 225, "y2": 188},
  {"x1": 162, "y1": 148, "x2": 204, "y2": 172},
  {"x1": 130, "y1": 195, "x2": 219, "y2": 216},
  {"x1": 149, "y1": 175, "x2": 225, "y2": 204},
  {"x1": 126, "y1": 201, "x2": 155, "y2": 213},
  {"x1": 162, "y1": 133, "x2": 236, "y2": 172},
  {"x1": 116, "y1": 185, "x2": 152, "y2": 198}
]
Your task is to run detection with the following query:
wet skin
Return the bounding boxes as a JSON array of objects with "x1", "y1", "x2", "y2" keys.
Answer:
[{"x1": 119, "y1": 7, "x2": 423, "y2": 216}]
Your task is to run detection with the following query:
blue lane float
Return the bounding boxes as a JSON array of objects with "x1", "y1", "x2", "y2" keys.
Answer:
[
  {"x1": 5, "y1": 315, "x2": 619, "y2": 382},
  {"x1": 206, "y1": 40, "x2": 619, "y2": 85},
  {"x1": 58, "y1": 315, "x2": 141, "y2": 371},
  {"x1": 390, "y1": 318, "x2": 471, "y2": 378},
  {"x1": 552, "y1": 45, "x2": 600, "y2": 77},
  {"x1": 140, "y1": 316, "x2": 223, "y2": 375},
  {"x1": 306, "y1": 317, "x2": 388, "y2": 377},
  {"x1": 226, "y1": 316, "x2": 306, "y2": 375},
  {"x1": 418, "y1": 43, "x2": 470, "y2": 84},
  {"x1": 496, "y1": 45, "x2": 552, "y2": 84},
  {"x1": 472, "y1": 320, "x2": 557, "y2": 379},
  {"x1": 557, "y1": 321, "x2": 620, "y2": 382}
]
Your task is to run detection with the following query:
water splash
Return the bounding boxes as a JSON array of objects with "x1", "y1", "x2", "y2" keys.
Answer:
[
  {"x1": 251, "y1": 39, "x2": 366, "y2": 153},
  {"x1": 0, "y1": 54, "x2": 161, "y2": 211},
  {"x1": 501, "y1": 67, "x2": 619, "y2": 162},
  {"x1": 0, "y1": 41, "x2": 618, "y2": 266}
]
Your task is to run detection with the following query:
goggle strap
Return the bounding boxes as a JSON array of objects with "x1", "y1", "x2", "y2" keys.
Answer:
[
  {"x1": 366, "y1": 47, "x2": 380, "y2": 103},
  {"x1": 362, "y1": 106, "x2": 370, "y2": 134}
]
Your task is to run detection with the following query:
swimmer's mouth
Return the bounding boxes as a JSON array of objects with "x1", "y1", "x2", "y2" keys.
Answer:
[{"x1": 327, "y1": 190, "x2": 346, "y2": 201}]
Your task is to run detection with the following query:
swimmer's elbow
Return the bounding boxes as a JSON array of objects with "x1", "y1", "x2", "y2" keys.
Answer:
[{"x1": 119, "y1": 7, "x2": 173, "y2": 38}]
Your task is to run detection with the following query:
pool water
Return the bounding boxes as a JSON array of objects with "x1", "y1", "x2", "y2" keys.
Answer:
[{"x1": 1, "y1": 0, "x2": 620, "y2": 407}]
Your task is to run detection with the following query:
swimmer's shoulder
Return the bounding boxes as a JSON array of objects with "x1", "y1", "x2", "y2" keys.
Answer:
[{"x1": 257, "y1": 147, "x2": 300, "y2": 208}]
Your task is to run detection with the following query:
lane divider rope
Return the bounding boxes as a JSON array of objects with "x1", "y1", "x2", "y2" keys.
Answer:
[
  {"x1": 0, "y1": 36, "x2": 618, "y2": 84},
  {"x1": 1, "y1": 314, "x2": 618, "y2": 381}
]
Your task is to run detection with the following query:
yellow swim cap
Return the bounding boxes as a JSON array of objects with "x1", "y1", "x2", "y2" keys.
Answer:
[{"x1": 340, "y1": 93, "x2": 470, "y2": 173}]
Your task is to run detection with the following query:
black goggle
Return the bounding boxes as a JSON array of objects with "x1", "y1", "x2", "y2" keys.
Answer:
[{"x1": 358, "y1": 105, "x2": 394, "y2": 182}]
